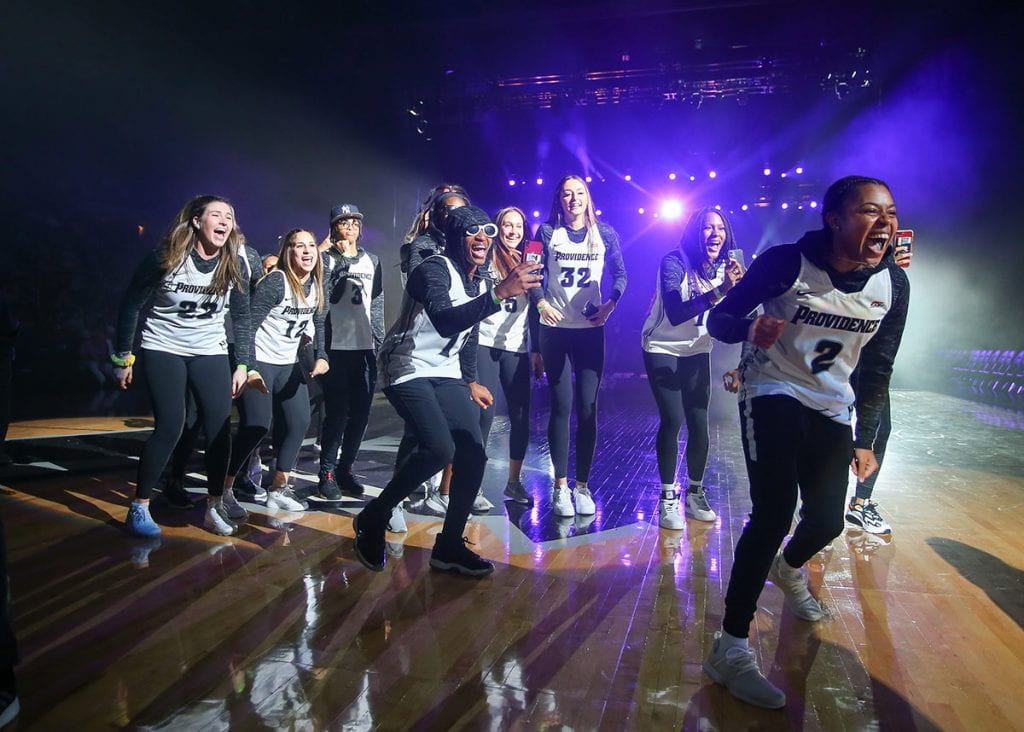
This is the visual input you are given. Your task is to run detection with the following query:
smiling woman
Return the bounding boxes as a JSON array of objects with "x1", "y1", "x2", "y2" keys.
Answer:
[
  {"x1": 114, "y1": 195, "x2": 253, "y2": 539},
  {"x1": 700, "y1": 175, "x2": 910, "y2": 709}
]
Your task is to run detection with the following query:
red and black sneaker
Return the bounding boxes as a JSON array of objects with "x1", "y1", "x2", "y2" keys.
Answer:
[{"x1": 317, "y1": 471, "x2": 342, "y2": 501}]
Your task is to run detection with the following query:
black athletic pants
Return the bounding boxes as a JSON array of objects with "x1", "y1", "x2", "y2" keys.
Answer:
[
  {"x1": 319, "y1": 350, "x2": 376, "y2": 476},
  {"x1": 539, "y1": 325, "x2": 604, "y2": 482},
  {"x1": 852, "y1": 378, "x2": 891, "y2": 501},
  {"x1": 722, "y1": 394, "x2": 851, "y2": 638},
  {"x1": 228, "y1": 361, "x2": 310, "y2": 477},
  {"x1": 138, "y1": 349, "x2": 232, "y2": 499},
  {"x1": 476, "y1": 345, "x2": 531, "y2": 460},
  {"x1": 643, "y1": 351, "x2": 711, "y2": 486},
  {"x1": 0, "y1": 517, "x2": 17, "y2": 671},
  {"x1": 366, "y1": 378, "x2": 486, "y2": 541}
]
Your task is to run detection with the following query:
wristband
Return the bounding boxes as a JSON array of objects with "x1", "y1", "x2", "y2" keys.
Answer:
[
  {"x1": 537, "y1": 301, "x2": 548, "y2": 312},
  {"x1": 710, "y1": 286, "x2": 723, "y2": 302},
  {"x1": 110, "y1": 353, "x2": 135, "y2": 367},
  {"x1": 490, "y1": 288, "x2": 502, "y2": 305}
]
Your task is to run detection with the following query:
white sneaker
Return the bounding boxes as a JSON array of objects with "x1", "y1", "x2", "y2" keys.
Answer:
[
  {"x1": 221, "y1": 487, "x2": 248, "y2": 521},
  {"x1": 388, "y1": 506, "x2": 408, "y2": 533},
  {"x1": 204, "y1": 501, "x2": 238, "y2": 536},
  {"x1": 685, "y1": 489, "x2": 716, "y2": 522},
  {"x1": 573, "y1": 485, "x2": 596, "y2": 515},
  {"x1": 768, "y1": 554, "x2": 824, "y2": 621},
  {"x1": 472, "y1": 491, "x2": 494, "y2": 513},
  {"x1": 266, "y1": 487, "x2": 308, "y2": 512},
  {"x1": 703, "y1": 631, "x2": 786, "y2": 709},
  {"x1": 552, "y1": 485, "x2": 574, "y2": 517},
  {"x1": 659, "y1": 491, "x2": 685, "y2": 530}
]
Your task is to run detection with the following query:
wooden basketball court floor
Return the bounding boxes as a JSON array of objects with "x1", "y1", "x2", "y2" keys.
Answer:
[{"x1": 1, "y1": 383, "x2": 1022, "y2": 730}]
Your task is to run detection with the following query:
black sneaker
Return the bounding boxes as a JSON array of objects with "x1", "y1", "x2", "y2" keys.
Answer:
[
  {"x1": 234, "y1": 474, "x2": 267, "y2": 501},
  {"x1": 337, "y1": 469, "x2": 365, "y2": 497},
  {"x1": 317, "y1": 471, "x2": 343, "y2": 501},
  {"x1": 429, "y1": 536, "x2": 494, "y2": 577},
  {"x1": 353, "y1": 507, "x2": 387, "y2": 571},
  {"x1": 161, "y1": 480, "x2": 196, "y2": 510}
]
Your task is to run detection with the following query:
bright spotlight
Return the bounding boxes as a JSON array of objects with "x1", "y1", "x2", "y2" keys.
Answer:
[
  {"x1": 624, "y1": 174, "x2": 632, "y2": 181},
  {"x1": 508, "y1": 179, "x2": 516, "y2": 187},
  {"x1": 595, "y1": 209, "x2": 603, "y2": 216},
  {"x1": 781, "y1": 202, "x2": 789, "y2": 210},
  {"x1": 532, "y1": 210, "x2": 541, "y2": 218},
  {"x1": 809, "y1": 201, "x2": 818, "y2": 208},
  {"x1": 584, "y1": 176, "x2": 593, "y2": 183},
  {"x1": 668, "y1": 172, "x2": 677, "y2": 180},
  {"x1": 741, "y1": 204, "x2": 749, "y2": 211},
  {"x1": 714, "y1": 204, "x2": 722, "y2": 211},
  {"x1": 795, "y1": 166, "x2": 804, "y2": 174},
  {"x1": 660, "y1": 200, "x2": 684, "y2": 219},
  {"x1": 780, "y1": 172, "x2": 787, "y2": 178},
  {"x1": 708, "y1": 170, "x2": 717, "y2": 179},
  {"x1": 763, "y1": 168, "x2": 771, "y2": 176},
  {"x1": 536, "y1": 177, "x2": 544, "y2": 185},
  {"x1": 689, "y1": 175, "x2": 696, "y2": 181},
  {"x1": 637, "y1": 207, "x2": 645, "y2": 214}
]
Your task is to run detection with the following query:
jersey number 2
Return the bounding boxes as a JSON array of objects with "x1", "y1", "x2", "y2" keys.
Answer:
[
  {"x1": 810, "y1": 339, "x2": 843, "y2": 374},
  {"x1": 178, "y1": 301, "x2": 217, "y2": 319}
]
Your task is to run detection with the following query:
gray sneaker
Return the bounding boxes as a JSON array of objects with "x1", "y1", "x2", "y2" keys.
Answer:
[
  {"x1": 685, "y1": 489, "x2": 716, "y2": 522},
  {"x1": 703, "y1": 631, "x2": 786, "y2": 709},
  {"x1": 768, "y1": 554, "x2": 824, "y2": 621},
  {"x1": 503, "y1": 479, "x2": 531, "y2": 505}
]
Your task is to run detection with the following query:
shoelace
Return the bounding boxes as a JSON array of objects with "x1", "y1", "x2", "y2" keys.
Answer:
[
  {"x1": 862, "y1": 502, "x2": 883, "y2": 520},
  {"x1": 723, "y1": 645, "x2": 759, "y2": 672},
  {"x1": 663, "y1": 499, "x2": 682, "y2": 516},
  {"x1": 689, "y1": 491, "x2": 711, "y2": 511}
]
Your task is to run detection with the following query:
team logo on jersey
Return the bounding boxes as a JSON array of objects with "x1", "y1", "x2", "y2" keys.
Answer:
[
  {"x1": 870, "y1": 300, "x2": 885, "y2": 308},
  {"x1": 796, "y1": 289, "x2": 814, "y2": 298},
  {"x1": 790, "y1": 305, "x2": 880, "y2": 333}
]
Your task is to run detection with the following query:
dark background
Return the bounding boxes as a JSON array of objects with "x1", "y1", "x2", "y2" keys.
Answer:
[{"x1": 2, "y1": 0, "x2": 1021, "y2": 416}]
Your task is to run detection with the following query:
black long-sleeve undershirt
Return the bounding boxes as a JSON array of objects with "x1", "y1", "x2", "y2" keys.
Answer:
[
  {"x1": 116, "y1": 249, "x2": 252, "y2": 366},
  {"x1": 528, "y1": 221, "x2": 628, "y2": 305},
  {"x1": 248, "y1": 270, "x2": 327, "y2": 363},
  {"x1": 658, "y1": 250, "x2": 721, "y2": 326},
  {"x1": 708, "y1": 230, "x2": 909, "y2": 447},
  {"x1": 406, "y1": 256, "x2": 500, "y2": 382}
]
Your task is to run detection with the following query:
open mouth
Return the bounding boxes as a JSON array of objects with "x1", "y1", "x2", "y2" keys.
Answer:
[
  {"x1": 471, "y1": 242, "x2": 489, "y2": 258},
  {"x1": 300, "y1": 255, "x2": 315, "y2": 267},
  {"x1": 867, "y1": 232, "x2": 890, "y2": 254}
]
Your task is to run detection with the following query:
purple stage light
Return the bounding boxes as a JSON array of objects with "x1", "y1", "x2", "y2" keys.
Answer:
[
  {"x1": 660, "y1": 200, "x2": 684, "y2": 220},
  {"x1": 637, "y1": 207, "x2": 645, "y2": 214},
  {"x1": 741, "y1": 204, "x2": 749, "y2": 211},
  {"x1": 689, "y1": 175, "x2": 696, "y2": 181},
  {"x1": 763, "y1": 168, "x2": 771, "y2": 176},
  {"x1": 714, "y1": 204, "x2": 721, "y2": 210},
  {"x1": 809, "y1": 201, "x2": 818, "y2": 208},
  {"x1": 708, "y1": 170, "x2": 717, "y2": 179},
  {"x1": 595, "y1": 209, "x2": 603, "y2": 216},
  {"x1": 532, "y1": 210, "x2": 540, "y2": 218},
  {"x1": 508, "y1": 179, "x2": 516, "y2": 187},
  {"x1": 536, "y1": 177, "x2": 544, "y2": 185},
  {"x1": 781, "y1": 202, "x2": 789, "y2": 209},
  {"x1": 668, "y1": 172, "x2": 677, "y2": 180},
  {"x1": 585, "y1": 176, "x2": 593, "y2": 183},
  {"x1": 624, "y1": 174, "x2": 632, "y2": 181},
  {"x1": 780, "y1": 172, "x2": 787, "y2": 178},
  {"x1": 795, "y1": 166, "x2": 804, "y2": 174}
]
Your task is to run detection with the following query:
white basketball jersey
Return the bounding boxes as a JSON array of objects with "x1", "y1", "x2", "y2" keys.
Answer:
[
  {"x1": 740, "y1": 254, "x2": 893, "y2": 424},
  {"x1": 478, "y1": 264, "x2": 530, "y2": 353},
  {"x1": 140, "y1": 254, "x2": 230, "y2": 356},
  {"x1": 642, "y1": 256, "x2": 725, "y2": 356},
  {"x1": 254, "y1": 271, "x2": 318, "y2": 365},
  {"x1": 324, "y1": 250, "x2": 377, "y2": 351},
  {"x1": 379, "y1": 255, "x2": 482, "y2": 387},
  {"x1": 544, "y1": 226, "x2": 606, "y2": 329}
]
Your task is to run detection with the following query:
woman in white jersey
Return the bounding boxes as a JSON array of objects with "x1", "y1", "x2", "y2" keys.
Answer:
[
  {"x1": 221, "y1": 229, "x2": 329, "y2": 515},
  {"x1": 642, "y1": 207, "x2": 743, "y2": 528},
  {"x1": 114, "y1": 195, "x2": 254, "y2": 537},
  {"x1": 355, "y1": 205, "x2": 541, "y2": 576},
  {"x1": 476, "y1": 206, "x2": 544, "y2": 508},
  {"x1": 530, "y1": 175, "x2": 627, "y2": 519},
  {"x1": 701, "y1": 176, "x2": 910, "y2": 709}
]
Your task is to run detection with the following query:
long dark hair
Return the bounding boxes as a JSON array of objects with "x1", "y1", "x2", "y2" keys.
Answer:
[{"x1": 678, "y1": 206, "x2": 735, "y2": 287}]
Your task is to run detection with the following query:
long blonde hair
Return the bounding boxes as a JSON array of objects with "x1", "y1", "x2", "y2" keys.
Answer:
[
  {"x1": 492, "y1": 206, "x2": 527, "y2": 279},
  {"x1": 158, "y1": 195, "x2": 245, "y2": 296},
  {"x1": 276, "y1": 228, "x2": 324, "y2": 313},
  {"x1": 546, "y1": 175, "x2": 599, "y2": 232}
]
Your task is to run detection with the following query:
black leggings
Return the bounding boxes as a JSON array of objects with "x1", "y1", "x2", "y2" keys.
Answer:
[
  {"x1": 539, "y1": 325, "x2": 604, "y2": 482},
  {"x1": 228, "y1": 361, "x2": 310, "y2": 477},
  {"x1": 138, "y1": 349, "x2": 232, "y2": 499},
  {"x1": 367, "y1": 378, "x2": 487, "y2": 541},
  {"x1": 722, "y1": 395, "x2": 851, "y2": 638},
  {"x1": 319, "y1": 350, "x2": 376, "y2": 475},
  {"x1": 476, "y1": 346, "x2": 531, "y2": 460},
  {"x1": 643, "y1": 351, "x2": 711, "y2": 486}
]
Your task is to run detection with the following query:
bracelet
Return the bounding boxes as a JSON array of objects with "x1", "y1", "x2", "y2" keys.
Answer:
[
  {"x1": 490, "y1": 288, "x2": 502, "y2": 305},
  {"x1": 710, "y1": 286, "x2": 723, "y2": 302},
  {"x1": 537, "y1": 301, "x2": 548, "y2": 312},
  {"x1": 110, "y1": 353, "x2": 135, "y2": 367}
]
